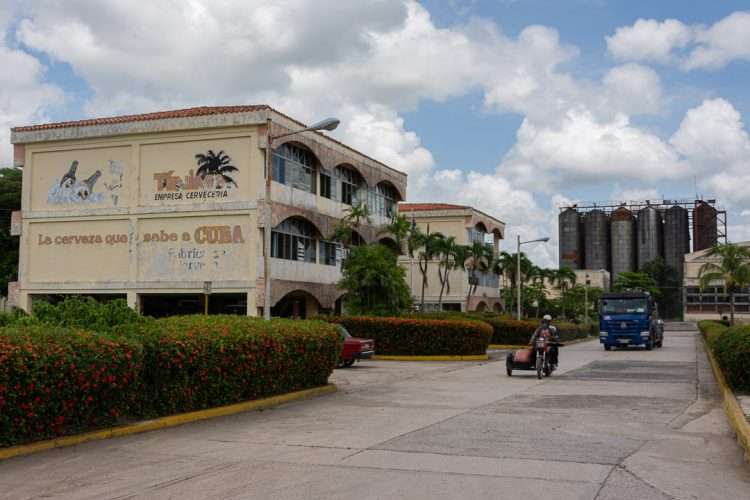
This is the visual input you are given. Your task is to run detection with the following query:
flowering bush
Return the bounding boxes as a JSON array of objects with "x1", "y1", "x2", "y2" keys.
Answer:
[
  {"x1": 0, "y1": 316, "x2": 340, "y2": 446},
  {"x1": 114, "y1": 316, "x2": 341, "y2": 416},
  {"x1": 329, "y1": 316, "x2": 491, "y2": 355},
  {"x1": 0, "y1": 325, "x2": 143, "y2": 447}
]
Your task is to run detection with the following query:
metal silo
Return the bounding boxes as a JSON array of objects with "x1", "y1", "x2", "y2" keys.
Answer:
[
  {"x1": 610, "y1": 207, "x2": 636, "y2": 281},
  {"x1": 637, "y1": 205, "x2": 663, "y2": 269},
  {"x1": 584, "y1": 209, "x2": 609, "y2": 270},
  {"x1": 559, "y1": 208, "x2": 583, "y2": 269},
  {"x1": 664, "y1": 205, "x2": 690, "y2": 277},
  {"x1": 693, "y1": 201, "x2": 718, "y2": 252}
]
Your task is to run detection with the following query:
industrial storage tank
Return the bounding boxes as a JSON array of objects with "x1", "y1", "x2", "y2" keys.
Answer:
[
  {"x1": 693, "y1": 201, "x2": 718, "y2": 252},
  {"x1": 584, "y1": 209, "x2": 609, "y2": 270},
  {"x1": 664, "y1": 205, "x2": 690, "y2": 277},
  {"x1": 559, "y1": 207, "x2": 583, "y2": 269},
  {"x1": 637, "y1": 206, "x2": 663, "y2": 269},
  {"x1": 610, "y1": 207, "x2": 636, "y2": 281}
]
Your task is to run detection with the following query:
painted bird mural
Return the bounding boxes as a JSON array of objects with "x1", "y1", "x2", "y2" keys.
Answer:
[
  {"x1": 76, "y1": 170, "x2": 101, "y2": 200},
  {"x1": 60, "y1": 160, "x2": 79, "y2": 188}
]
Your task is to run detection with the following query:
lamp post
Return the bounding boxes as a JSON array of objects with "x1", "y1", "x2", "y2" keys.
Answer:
[
  {"x1": 516, "y1": 235, "x2": 550, "y2": 320},
  {"x1": 584, "y1": 273, "x2": 591, "y2": 324},
  {"x1": 263, "y1": 116, "x2": 340, "y2": 320}
]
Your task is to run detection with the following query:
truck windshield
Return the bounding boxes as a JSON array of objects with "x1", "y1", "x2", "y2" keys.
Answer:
[{"x1": 601, "y1": 298, "x2": 648, "y2": 314}]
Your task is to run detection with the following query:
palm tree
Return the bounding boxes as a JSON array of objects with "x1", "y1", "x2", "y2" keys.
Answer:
[
  {"x1": 549, "y1": 267, "x2": 577, "y2": 319},
  {"x1": 195, "y1": 150, "x2": 239, "y2": 189},
  {"x1": 435, "y1": 236, "x2": 460, "y2": 309},
  {"x1": 413, "y1": 228, "x2": 444, "y2": 311},
  {"x1": 378, "y1": 214, "x2": 411, "y2": 254},
  {"x1": 465, "y1": 242, "x2": 492, "y2": 311},
  {"x1": 332, "y1": 202, "x2": 372, "y2": 249},
  {"x1": 698, "y1": 244, "x2": 750, "y2": 325}
]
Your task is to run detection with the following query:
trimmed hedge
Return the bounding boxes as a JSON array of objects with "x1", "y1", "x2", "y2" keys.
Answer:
[
  {"x1": 713, "y1": 326, "x2": 750, "y2": 391},
  {"x1": 330, "y1": 316, "x2": 491, "y2": 355},
  {"x1": 0, "y1": 326, "x2": 143, "y2": 447},
  {"x1": 0, "y1": 316, "x2": 340, "y2": 446},
  {"x1": 405, "y1": 312, "x2": 591, "y2": 345},
  {"x1": 116, "y1": 316, "x2": 341, "y2": 415},
  {"x1": 698, "y1": 320, "x2": 728, "y2": 347}
]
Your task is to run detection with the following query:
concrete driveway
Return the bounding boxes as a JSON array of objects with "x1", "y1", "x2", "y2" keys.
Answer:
[{"x1": 1, "y1": 323, "x2": 749, "y2": 499}]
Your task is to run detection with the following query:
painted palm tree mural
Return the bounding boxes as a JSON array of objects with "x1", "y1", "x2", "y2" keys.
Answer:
[{"x1": 195, "y1": 150, "x2": 239, "y2": 189}]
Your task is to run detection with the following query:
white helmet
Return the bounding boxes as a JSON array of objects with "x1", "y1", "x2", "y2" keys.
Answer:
[{"x1": 543, "y1": 314, "x2": 552, "y2": 321}]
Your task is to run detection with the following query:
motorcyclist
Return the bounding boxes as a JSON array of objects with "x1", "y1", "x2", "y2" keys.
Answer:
[{"x1": 529, "y1": 314, "x2": 559, "y2": 367}]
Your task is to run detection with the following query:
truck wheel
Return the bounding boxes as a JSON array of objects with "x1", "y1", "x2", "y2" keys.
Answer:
[{"x1": 604, "y1": 345, "x2": 611, "y2": 351}]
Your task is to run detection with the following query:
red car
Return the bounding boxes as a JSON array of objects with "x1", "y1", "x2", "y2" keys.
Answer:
[{"x1": 337, "y1": 325, "x2": 375, "y2": 368}]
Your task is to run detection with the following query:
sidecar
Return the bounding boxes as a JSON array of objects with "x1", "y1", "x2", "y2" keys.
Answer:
[{"x1": 505, "y1": 348, "x2": 536, "y2": 376}]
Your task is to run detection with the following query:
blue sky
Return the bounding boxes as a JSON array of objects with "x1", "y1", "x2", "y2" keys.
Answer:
[{"x1": 2, "y1": 1, "x2": 750, "y2": 265}]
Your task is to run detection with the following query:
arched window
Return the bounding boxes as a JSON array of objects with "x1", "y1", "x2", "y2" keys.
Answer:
[
  {"x1": 271, "y1": 218, "x2": 319, "y2": 263},
  {"x1": 335, "y1": 165, "x2": 366, "y2": 206},
  {"x1": 468, "y1": 223, "x2": 489, "y2": 245},
  {"x1": 372, "y1": 182, "x2": 399, "y2": 218},
  {"x1": 273, "y1": 143, "x2": 317, "y2": 193}
]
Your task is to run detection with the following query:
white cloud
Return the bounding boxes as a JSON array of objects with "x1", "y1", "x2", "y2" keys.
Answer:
[
  {"x1": 607, "y1": 18, "x2": 692, "y2": 64},
  {"x1": 608, "y1": 11, "x2": 750, "y2": 70},
  {"x1": 7, "y1": 1, "x2": 750, "y2": 265}
]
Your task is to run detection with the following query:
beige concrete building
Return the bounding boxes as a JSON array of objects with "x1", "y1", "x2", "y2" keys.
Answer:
[
  {"x1": 539, "y1": 269, "x2": 610, "y2": 299},
  {"x1": 8, "y1": 105, "x2": 406, "y2": 317},
  {"x1": 397, "y1": 203, "x2": 505, "y2": 312},
  {"x1": 684, "y1": 241, "x2": 750, "y2": 322}
]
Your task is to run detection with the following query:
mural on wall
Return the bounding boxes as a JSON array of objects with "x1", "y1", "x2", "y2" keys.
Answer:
[
  {"x1": 48, "y1": 159, "x2": 125, "y2": 205},
  {"x1": 153, "y1": 150, "x2": 238, "y2": 202}
]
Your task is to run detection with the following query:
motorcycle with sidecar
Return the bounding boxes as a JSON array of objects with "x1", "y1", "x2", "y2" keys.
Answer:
[{"x1": 505, "y1": 328, "x2": 560, "y2": 379}]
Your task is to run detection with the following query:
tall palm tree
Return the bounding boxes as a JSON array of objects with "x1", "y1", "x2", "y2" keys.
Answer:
[
  {"x1": 549, "y1": 267, "x2": 577, "y2": 319},
  {"x1": 465, "y1": 242, "x2": 492, "y2": 311},
  {"x1": 195, "y1": 150, "x2": 238, "y2": 189},
  {"x1": 378, "y1": 213, "x2": 411, "y2": 254},
  {"x1": 413, "y1": 228, "x2": 444, "y2": 311},
  {"x1": 698, "y1": 244, "x2": 750, "y2": 325},
  {"x1": 333, "y1": 202, "x2": 372, "y2": 249},
  {"x1": 436, "y1": 236, "x2": 460, "y2": 309}
]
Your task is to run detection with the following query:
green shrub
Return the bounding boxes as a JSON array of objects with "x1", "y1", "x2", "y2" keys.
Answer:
[
  {"x1": 0, "y1": 314, "x2": 11, "y2": 328},
  {"x1": 712, "y1": 325, "x2": 750, "y2": 392},
  {"x1": 698, "y1": 320, "x2": 729, "y2": 346},
  {"x1": 114, "y1": 316, "x2": 341, "y2": 415},
  {"x1": 31, "y1": 297, "x2": 145, "y2": 333},
  {"x1": 0, "y1": 325, "x2": 143, "y2": 447},
  {"x1": 330, "y1": 316, "x2": 491, "y2": 355},
  {"x1": 0, "y1": 315, "x2": 341, "y2": 447},
  {"x1": 474, "y1": 317, "x2": 590, "y2": 345}
]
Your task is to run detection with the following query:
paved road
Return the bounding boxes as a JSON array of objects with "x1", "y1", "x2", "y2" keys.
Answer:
[{"x1": 1, "y1": 323, "x2": 749, "y2": 499}]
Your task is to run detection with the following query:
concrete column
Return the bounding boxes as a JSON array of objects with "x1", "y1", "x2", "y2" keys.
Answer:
[
  {"x1": 127, "y1": 291, "x2": 140, "y2": 313},
  {"x1": 246, "y1": 290, "x2": 257, "y2": 316}
]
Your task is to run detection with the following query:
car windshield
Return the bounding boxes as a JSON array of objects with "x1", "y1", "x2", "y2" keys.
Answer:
[
  {"x1": 601, "y1": 298, "x2": 648, "y2": 314},
  {"x1": 337, "y1": 325, "x2": 352, "y2": 338}
]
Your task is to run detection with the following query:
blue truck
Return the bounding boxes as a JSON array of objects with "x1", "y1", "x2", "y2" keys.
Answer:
[{"x1": 598, "y1": 291, "x2": 664, "y2": 350}]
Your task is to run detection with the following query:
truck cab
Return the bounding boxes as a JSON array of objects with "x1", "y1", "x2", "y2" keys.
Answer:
[{"x1": 599, "y1": 292, "x2": 663, "y2": 350}]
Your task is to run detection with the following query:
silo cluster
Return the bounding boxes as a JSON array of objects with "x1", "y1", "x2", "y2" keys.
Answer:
[{"x1": 559, "y1": 201, "x2": 719, "y2": 283}]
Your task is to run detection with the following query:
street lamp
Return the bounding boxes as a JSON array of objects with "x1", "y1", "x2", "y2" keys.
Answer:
[
  {"x1": 516, "y1": 235, "x2": 550, "y2": 320},
  {"x1": 584, "y1": 273, "x2": 591, "y2": 324},
  {"x1": 263, "y1": 116, "x2": 340, "y2": 320}
]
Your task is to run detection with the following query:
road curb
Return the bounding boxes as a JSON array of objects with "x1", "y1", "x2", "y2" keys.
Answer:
[
  {"x1": 372, "y1": 354, "x2": 488, "y2": 361},
  {"x1": 701, "y1": 337, "x2": 750, "y2": 463},
  {"x1": 0, "y1": 384, "x2": 337, "y2": 462},
  {"x1": 489, "y1": 336, "x2": 596, "y2": 350}
]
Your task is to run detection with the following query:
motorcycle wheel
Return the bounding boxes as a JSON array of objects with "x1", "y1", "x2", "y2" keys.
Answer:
[
  {"x1": 646, "y1": 337, "x2": 653, "y2": 351},
  {"x1": 536, "y1": 353, "x2": 544, "y2": 379},
  {"x1": 544, "y1": 361, "x2": 552, "y2": 377}
]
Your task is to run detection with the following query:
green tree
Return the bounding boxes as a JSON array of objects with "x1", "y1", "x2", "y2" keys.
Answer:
[
  {"x1": 698, "y1": 244, "x2": 750, "y2": 325},
  {"x1": 378, "y1": 214, "x2": 411, "y2": 254},
  {"x1": 641, "y1": 257, "x2": 681, "y2": 319},
  {"x1": 435, "y1": 236, "x2": 460, "y2": 310},
  {"x1": 548, "y1": 267, "x2": 577, "y2": 319},
  {"x1": 338, "y1": 244, "x2": 412, "y2": 315},
  {"x1": 332, "y1": 201, "x2": 372, "y2": 249},
  {"x1": 465, "y1": 242, "x2": 492, "y2": 310},
  {"x1": 0, "y1": 168, "x2": 22, "y2": 297},
  {"x1": 613, "y1": 272, "x2": 660, "y2": 298},
  {"x1": 412, "y1": 228, "x2": 444, "y2": 311}
]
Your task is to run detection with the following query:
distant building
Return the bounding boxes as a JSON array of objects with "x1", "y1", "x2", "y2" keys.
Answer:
[
  {"x1": 8, "y1": 105, "x2": 406, "y2": 317},
  {"x1": 397, "y1": 203, "x2": 505, "y2": 312},
  {"x1": 542, "y1": 269, "x2": 610, "y2": 299},
  {"x1": 684, "y1": 242, "x2": 750, "y2": 322}
]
